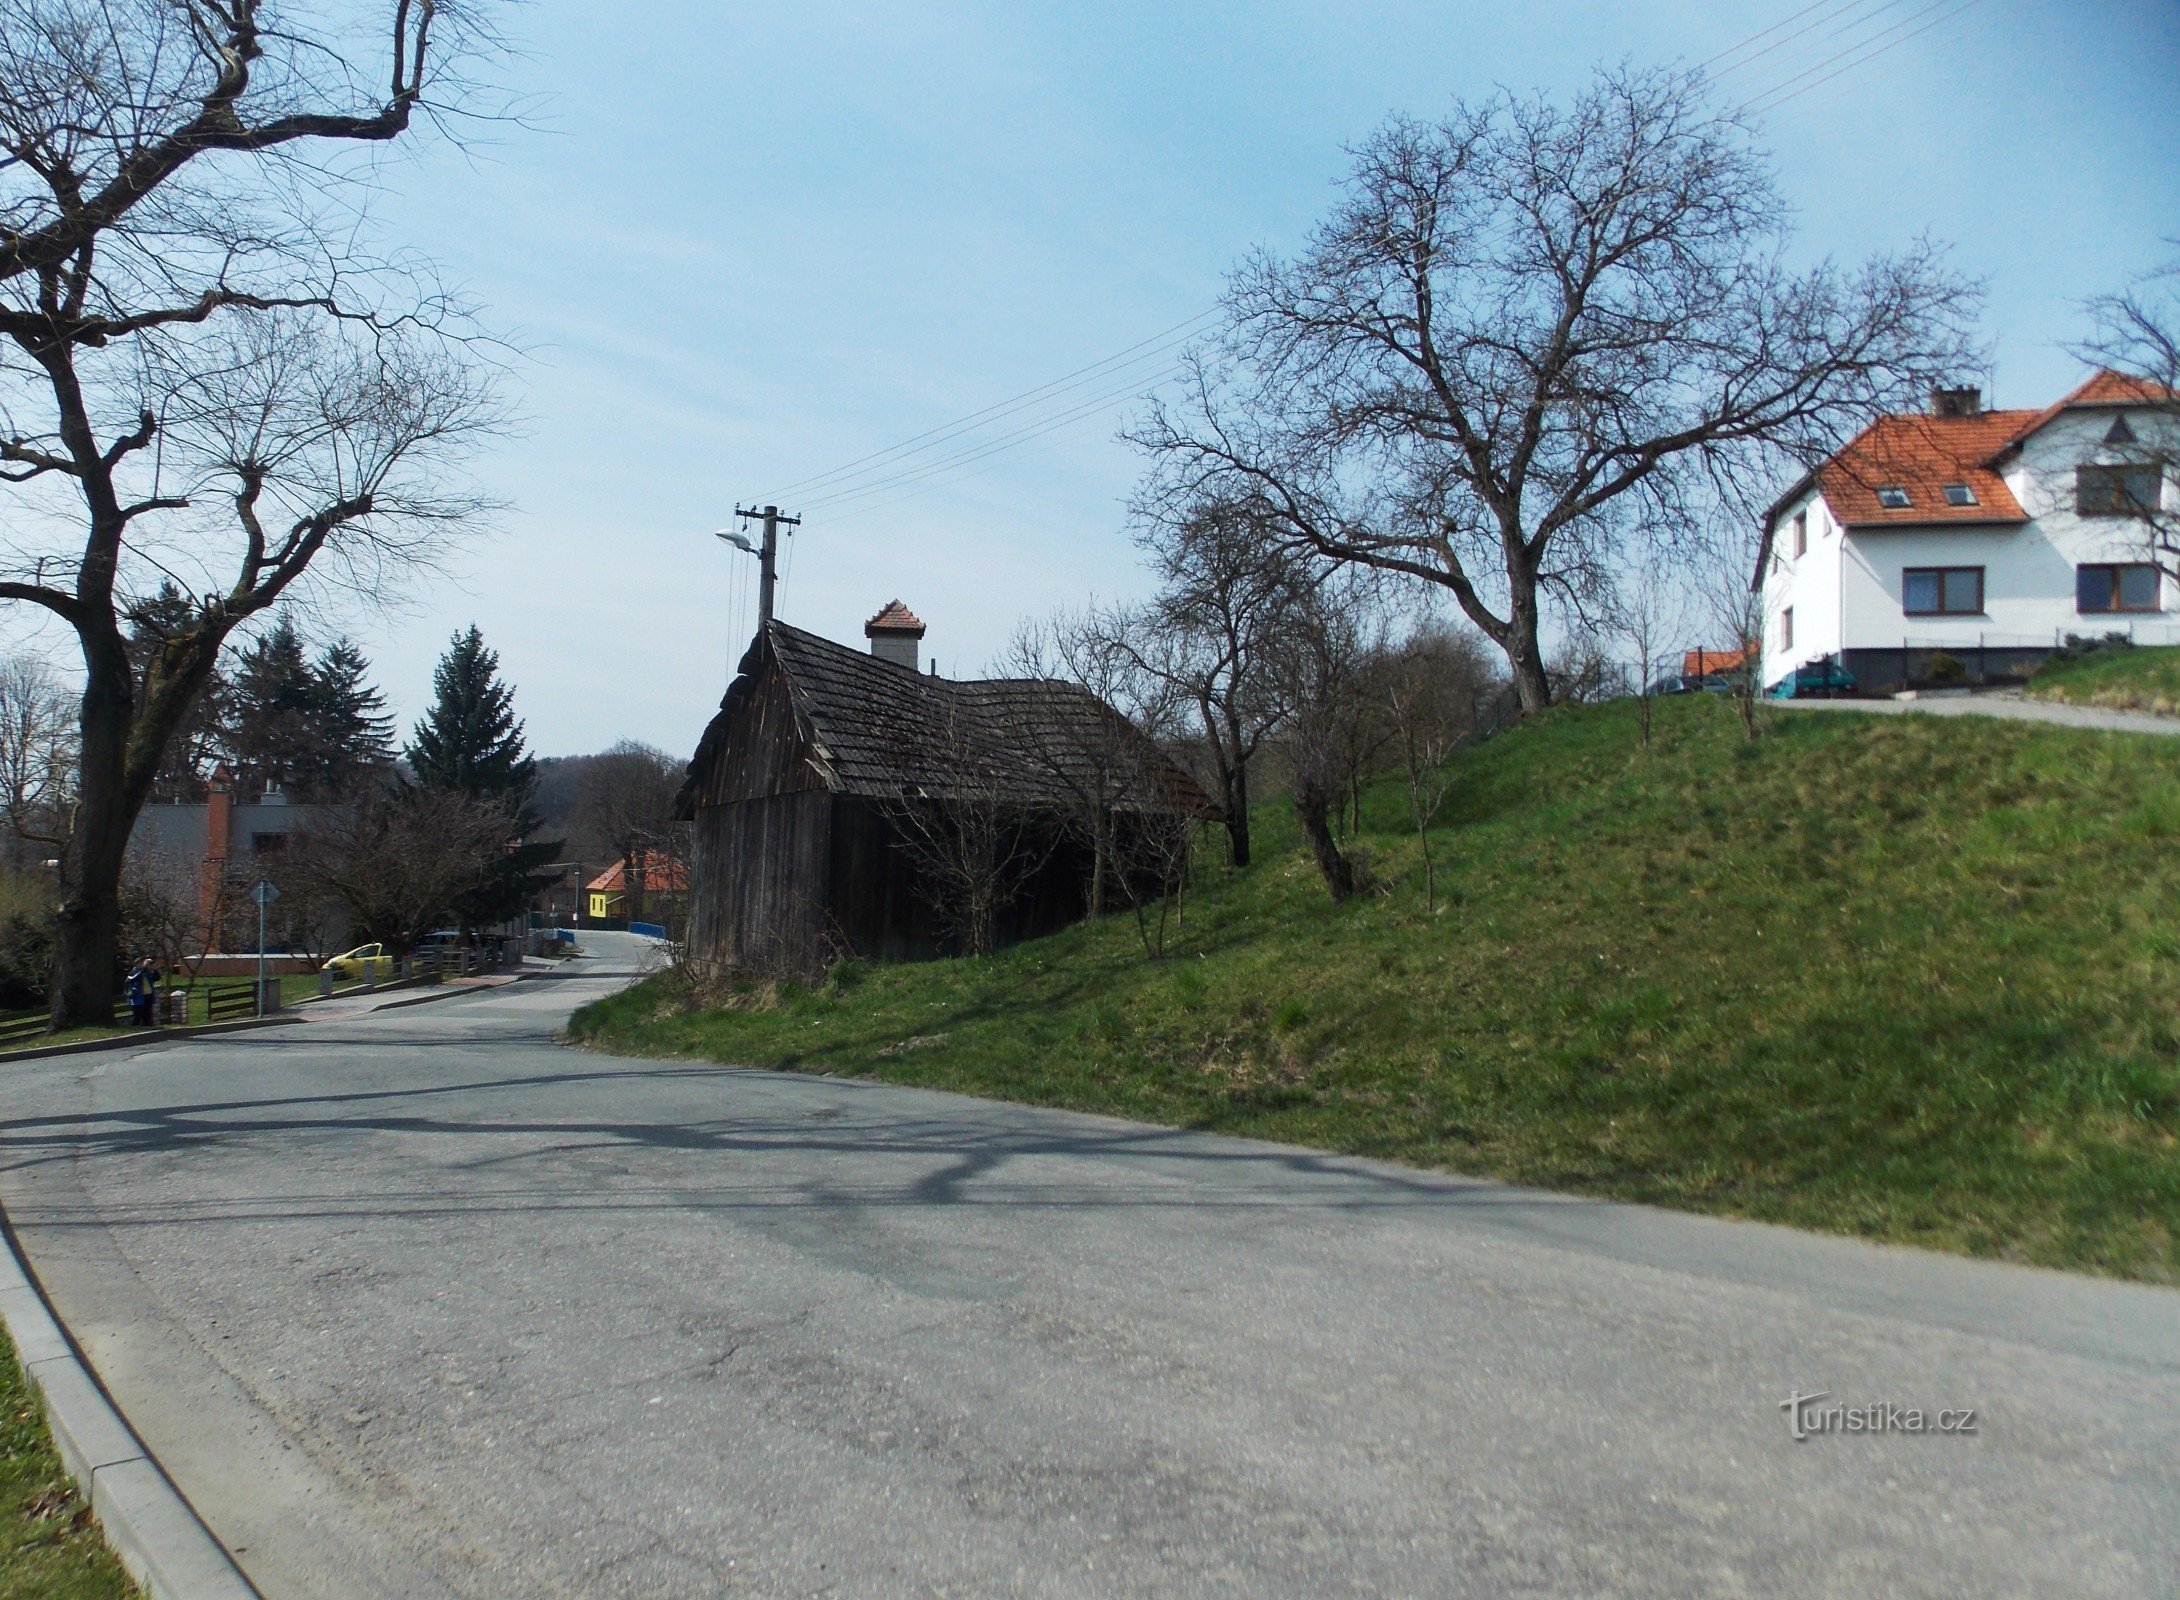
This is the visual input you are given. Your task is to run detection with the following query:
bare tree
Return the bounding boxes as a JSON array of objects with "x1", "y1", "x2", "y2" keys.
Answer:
[
  {"x1": 1004, "y1": 609, "x2": 1205, "y2": 958},
  {"x1": 0, "y1": 1, "x2": 508, "y2": 1030},
  {"x1": 1271, "y1": 575, "x2": 1378, "y2": 902},
  {"x1": 878, "y1": 700, "x2": 1054, "y2": 961},
  {"x1": 1698, "y1": 523, "x2": 1769, "y2": 739},
  {"x1": 2077, "y1": 253, "x2": 2180, "y2": 579},
  {"x1": 1126, "y1": 493, "x2": 1302, "y2": 868},
  {"x1": 0, "y1": 654, "x2": 75, "y2": 859},
  {"x1": 116, "y1": 844, "x2": 198, "y2": 988},
  {"x1": 1610, "y1": 562, "x2": 1691, "y2": 749},
  {"x1": 286, "y1": 784, "x2": 514, "y2": 957},
  {"x1": 574, "y1": 740, "x2": 686, "y2": 928},
  {"x1": 1378, "y1": 621, "x2": 1493, "y2": 912},
  {"x1": 1131, "y1": 66, "x2": 1980, "y2": 716}
]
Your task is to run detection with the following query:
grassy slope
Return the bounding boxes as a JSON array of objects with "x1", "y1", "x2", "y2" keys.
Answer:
[
  {"x1": 0, "y1": 1327, "x2": 138, "y2": 1599},
  {"x1": 572, "y1": 696, "x2": 2180, "y2": 1281},
  {"x1": 2029, "y1": 645, "x2": 2180, "y2": 716}
]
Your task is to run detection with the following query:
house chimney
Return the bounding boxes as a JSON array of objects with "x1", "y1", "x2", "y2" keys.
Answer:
[
  {"x1": 1931, "y1": 386, "x2": 1983, "y2": 418},
  {"x1": 864, "y1": 600, "x2": 926, "y2": 670},
  {"x1": 201, "y1": 765, "x2": 234, "y2": 936}
]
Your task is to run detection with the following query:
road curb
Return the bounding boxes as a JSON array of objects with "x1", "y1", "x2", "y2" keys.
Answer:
[
  {"x1": 364, "y1": 971, "x2": 532, "y2": 1012},
  {"x1": 0, "y1": 1215, "x2": 259, "y2": 1599},
  {"x1": 1, "y1": 1013, "x2": 304, "y2": 1064}
]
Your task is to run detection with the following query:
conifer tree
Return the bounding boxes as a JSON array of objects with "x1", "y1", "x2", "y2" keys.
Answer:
[
  {"x1": 224, "y1": 615, "x2": 317, "y2": 795},
  {"x1": 219, "y1": 617, "x2": 395, "y2": 800},
  {"x1": 404, "y1": 626, "x2": 560, "y2": 925},
  {"x1": 312, "y1": 640, "x2": 395, "y2": 783}
]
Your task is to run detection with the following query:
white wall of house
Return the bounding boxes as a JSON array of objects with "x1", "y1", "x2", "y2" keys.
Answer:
[
  {"x1": 1758, "y1": 485, "x2": 1846, "y2": 680},
  {"x1": 1761, "y1": 403, "x2": 2176, "y2": 687}
]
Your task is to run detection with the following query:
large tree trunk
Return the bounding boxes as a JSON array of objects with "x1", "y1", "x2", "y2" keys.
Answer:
[
  {"x1": 51, "y1": 622, "x2": 226, "y2": 1030},
  {"x1": 1215, "y1": 700, "x2": 1252, "y2": 868},
  {"x1": 1292, "y1": 783, "x2": 1355, "y2": 902},
  {"x1": 51, "y1": 639, "x2": 137, "y2": 1029},
  {"x1": 1226, "y1": 758, "x2": 1252, "y2": 869},
  {"x1": 1505, "y1": 571, "x2": 1553, "y2": 715}
]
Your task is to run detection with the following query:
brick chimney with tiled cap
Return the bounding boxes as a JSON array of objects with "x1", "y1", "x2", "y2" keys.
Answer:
[
  {"x1": 1930, "y1": 385, "x2": 1983, "y2": 418},
  {"x1": 864, "y1": 600, "x2": 926, "y2": 670}
]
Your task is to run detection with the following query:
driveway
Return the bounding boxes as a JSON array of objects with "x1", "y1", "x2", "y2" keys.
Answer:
[
  {"x1": 1, "y1": 931, "x2": 2173, "y2": 1598},
  {"x1": 1774, "y1": 690, "x2": 2180, "y2": 735}
]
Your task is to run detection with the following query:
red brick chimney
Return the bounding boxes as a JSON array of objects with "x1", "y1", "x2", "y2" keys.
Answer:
[{"x1": 200, "y1": 764, "x2": 234, "y2": 940}]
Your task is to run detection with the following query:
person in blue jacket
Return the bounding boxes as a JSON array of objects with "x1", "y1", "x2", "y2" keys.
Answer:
[{"x1": 124, "y1": 956, "x2": 162, "y2": 1026}]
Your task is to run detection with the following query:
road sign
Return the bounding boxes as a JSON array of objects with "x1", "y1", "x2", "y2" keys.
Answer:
[{"x1": 252, "y1": 880, "x2": 279, "y2": 907}]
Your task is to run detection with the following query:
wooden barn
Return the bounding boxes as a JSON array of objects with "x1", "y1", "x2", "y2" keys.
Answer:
[{"x1": 677, "y1": 603, "x2": 1209, "y2": 974}]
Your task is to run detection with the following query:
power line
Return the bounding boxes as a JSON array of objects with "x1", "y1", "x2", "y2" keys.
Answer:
[
  {"x1": 797, "y1": 359, "x2": 1186, "y2": 515},
  {"x1": 1763, "y1": 0, "x2": 1997, "y2": 119},
  {"x1": 1743, "y1": 0, "x2": 1984, "y2": 113},
  {"x1": 773, "y1": 307, "x2": 1219, "y2": 498},
  {"x1": 773, "y1": 0, "x2": 1989, "y2": 528},
  {"x1": 1706, "y1": 0, "x2": 1910, "y2": 82}
]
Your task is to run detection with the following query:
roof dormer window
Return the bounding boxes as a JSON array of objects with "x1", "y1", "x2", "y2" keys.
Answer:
[
  {"x1": 1876, "y1": 486, "x2": 1912, "y2": 509},
  {"x1": 1942, "y1": 483, "x2": 1978, "y2": 507}
]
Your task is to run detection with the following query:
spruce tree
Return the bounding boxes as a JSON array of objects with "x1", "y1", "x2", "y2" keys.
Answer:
[
  {"x1": 407, "y1": 626, "x2": 534, "y2": 796},
  {"x1": 312, "y1": 639, "x2": 395, "y2": 785},
  {"x1": 405, "y1": 626, "x2": 561, "y2": 925},
  {"x1": 224, "y1": 614, "x2": 317, "y2": 795}
]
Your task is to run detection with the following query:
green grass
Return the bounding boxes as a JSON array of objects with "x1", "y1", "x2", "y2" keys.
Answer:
[
  {"x1": 0, "y1": 1028, "x2": 131, "y2": 1058},
  {"x1": 571, "y1": 695, "x2": 2180, "y2": 1282},
  {"x1": 0, "y1": 1326, "x2": 139, "y2": 1599},
  {"x1": 2029, "y1": 644, "x2": 2180, "y2": 716}
]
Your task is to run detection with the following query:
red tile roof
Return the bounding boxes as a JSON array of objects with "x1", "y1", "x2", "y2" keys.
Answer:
[
  {"x1": 1993, "y1": 368, "x2": 2175, "y2": 459},
  {"x1": 1810, "y1": 409, "x2": 2036, "y2": 529},
  {"x1": 864, "y1": 600, "x2": 925, "y2": 636},
  {"x1": 1682, "y1": 646, "x2": 1752, "y2": 678},
  {"x1": 585, "y1": 852, "x2": 688, "y2": 894},
  {"x1": 1775, "y1": 369, "x2": 2175, "y2": 538}
]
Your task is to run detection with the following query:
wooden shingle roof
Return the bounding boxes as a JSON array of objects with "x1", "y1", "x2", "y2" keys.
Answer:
[{"x1": 679, "y1": 622, "x2": 1211, "y2": 817}]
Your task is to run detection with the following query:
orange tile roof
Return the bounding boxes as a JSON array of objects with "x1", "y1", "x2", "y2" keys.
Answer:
[
  {"x1": 585, "y1": 852, "x2": 688, "y2": 894},
  {"x1": 1682, "y1": 646, "x2": 1752, "y2": 678},
  {"x1": 1992, "y1": 368, "x2": 2175, "y2": 459},
  {"x1": 864, "y1": 599, "x2": 925, "y2": 635},
  {"x1": 1810, "y1": 410, "x2": 2035, "y2": 529}
]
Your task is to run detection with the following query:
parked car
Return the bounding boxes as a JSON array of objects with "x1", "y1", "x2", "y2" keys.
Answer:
[
  {"x1": 1768, "y1": 657, "x2": 1859, "y2": 699},
  {"x1": 324, "y1": 942, "x2": 395, "y2": 981},
  {"x1": 1648, "y1": 674, "x2": 1691, "y2": 696}
]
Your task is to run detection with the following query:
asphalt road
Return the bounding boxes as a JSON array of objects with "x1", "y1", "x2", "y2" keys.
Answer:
[{"x1": 1, "y1": 931, "x2": 2173, "y2": 1599}]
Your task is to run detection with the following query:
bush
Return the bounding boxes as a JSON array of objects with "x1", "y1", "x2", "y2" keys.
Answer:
[
  {"x1": 2047, "y1": 632, "x2": 2137, "y2": 669},
  {"x1": 0, "y1": 909, "x2": 53, "y2": 1011},
  {"x1": 1926, "y1": 652, "x2": 1966, "y2": 683}
]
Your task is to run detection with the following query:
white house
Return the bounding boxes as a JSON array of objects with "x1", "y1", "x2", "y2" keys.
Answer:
[{"x1": 1758, "y1": 372, "x2": 2175, "y2": 694}]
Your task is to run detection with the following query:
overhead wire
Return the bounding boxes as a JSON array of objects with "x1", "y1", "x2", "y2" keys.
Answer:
[
  {"x1": 770, "y1": 0, "x2": 1988, "y2": 528},
  {"x1": 772, "y1": 307, "x2": 1220, "y2": 499},
  {"x1": 794, "y1": 358, "x2": 1189, "y2": 515},
  {"x1": 1742, "y1": 0, "x2": 1985, "y2": 113},
  {"x1": 1703, "y1": 0, "x2": 1911, "y2": 82}
]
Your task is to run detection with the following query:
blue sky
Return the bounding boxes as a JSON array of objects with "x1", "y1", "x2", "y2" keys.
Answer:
[{"x1": 347, "y1": 0, "x2": 2180, "y2": 754}]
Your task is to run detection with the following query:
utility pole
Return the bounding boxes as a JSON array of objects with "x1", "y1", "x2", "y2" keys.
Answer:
[{"x1": 729, "y1": 504, "x2": 800, "y2": 628}]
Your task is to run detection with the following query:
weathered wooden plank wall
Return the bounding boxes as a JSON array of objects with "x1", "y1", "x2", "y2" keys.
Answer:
[{"x1": 687, "y1": 791, "x2": 831, "y2": 972}]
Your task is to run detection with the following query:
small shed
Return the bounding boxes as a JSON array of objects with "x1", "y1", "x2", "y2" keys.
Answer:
[{"x1": 677, "y1": 610, "x2": 1208, "y2": 974}]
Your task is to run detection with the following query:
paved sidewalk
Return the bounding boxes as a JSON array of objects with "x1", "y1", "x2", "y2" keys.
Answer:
[{"x1": 1776, "y1": 691, "x2": 2180, "y2": 735}]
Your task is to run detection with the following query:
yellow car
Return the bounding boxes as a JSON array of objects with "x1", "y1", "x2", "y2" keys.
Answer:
[{"x1": 324, "y1": 942, "x2": 396, "y2": 981}]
